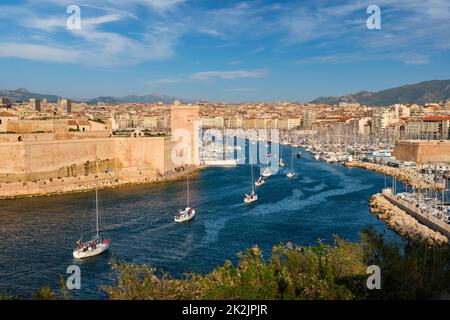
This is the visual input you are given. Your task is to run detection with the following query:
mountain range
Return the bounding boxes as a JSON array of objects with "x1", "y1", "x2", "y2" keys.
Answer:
[
  {"x1": 2, "y1": 79, "x2": 450, "y2": 106},
  {"x1": 0, "y1": 89, "x2": 184, "y2": 104},
  {"x1": 310, "y1": 80, "x2": 450, "y2": 106},
  {"x1": 0, "y1": 88, "x2": 60, "y2": 103}
]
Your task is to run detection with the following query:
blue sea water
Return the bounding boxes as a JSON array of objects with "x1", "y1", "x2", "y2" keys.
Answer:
[{"x1": 0, "y1": 147, "x2": 402, "y2": 299}]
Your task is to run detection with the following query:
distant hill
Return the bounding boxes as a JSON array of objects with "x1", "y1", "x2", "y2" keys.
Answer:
[
  {"x1": 310, "y1": 80, "x2": 450, "y2": 106},
  {"x1": 0, "y1": 88, "x2": 190, "y2": 104},
  {"x1": 86, "y1": 93, "x2": 184, "y2": 104},
  {"x1": 0, "y1": 88, "x2": 60, "y2": 103}
]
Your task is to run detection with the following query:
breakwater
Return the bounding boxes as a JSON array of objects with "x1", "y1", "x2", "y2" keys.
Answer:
[
  {"x1": 369, "y1": 193, "x2": 448, "y2": 245},
  {"x1": 346, "y1": 161, "x2": 444, "y2": 190}
]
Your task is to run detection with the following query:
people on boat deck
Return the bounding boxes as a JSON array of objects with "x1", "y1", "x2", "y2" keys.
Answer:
[
  {"x1": 77, "y1": 239, "x2": 103, "y2": 252},
  {"x1": 245, "y1": 191, "x2": 255, "y2": 199}
]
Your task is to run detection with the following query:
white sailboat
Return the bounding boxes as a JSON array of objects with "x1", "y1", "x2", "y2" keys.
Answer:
[
  {"x1": 261, "y1": 167, "x2": 272, "y2": 177},
  {"x1": 279, "y1": 158, "x2": 285, "y2": 167},
  {"x1": 175, "y1": 167, "x2": 196, "y2": 223},
  {"x1": 286, "y1": 146, "x2": 296, "y2": 178},
  {"x1": 244, "y1": 156, "x2": 258, "y2": 203},
  {"x1": 255, "y1": 175, "x2": 265, "y2": 187},
  {"x1": 73, "y1": 179, "x2": 110, "y2": 259},
  {"x1": 261, "y1": 146, "x2": 272, "y2": 177}
]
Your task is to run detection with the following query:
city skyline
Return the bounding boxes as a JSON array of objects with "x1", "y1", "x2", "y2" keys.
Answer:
[{"x1": 0, "y1": 0, "x2": 449, "y2": 102}]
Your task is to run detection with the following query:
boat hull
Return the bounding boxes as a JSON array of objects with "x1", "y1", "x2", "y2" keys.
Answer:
[
  {"x1": 73, "y1": 242, "x2": 109, "y2": 259},
  {"x1": 244, "y1": 196, "x2": 258, "y2": 203},
  {"x1": 174, "y1": 208, "x2": 196, "y2": 223},
  {"x1": 261, "y1": 169, "x2": 272, "y2": 177}
]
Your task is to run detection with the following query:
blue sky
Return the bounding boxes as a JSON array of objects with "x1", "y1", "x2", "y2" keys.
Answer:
[{"x1": 0, "y1": 0, "x2": 449, "y2": 102}]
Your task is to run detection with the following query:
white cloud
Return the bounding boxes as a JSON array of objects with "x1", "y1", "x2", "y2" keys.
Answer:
[
  {"x1": 145, "y1": 77, "x2": 183, "y2": 86},
  {"x1": 280, "y1": 0, "x2": 450, "y2": 65},
  {"x1": 0, "y1": 0, "x2": 448, "y2": 67},
  {"x1": 0, "y1": 43, "x2": 80, "y2": 63},
  {"x1": 244, "y1": 46, "x2": 264, "y2": 56},
  {"x1": 191, "y1": 69, "x2": 268, "y2": 80},
  {"x1": 295, "y1": 51, "x2": 430, "y2": 66},
  {"x1": 134, "y1": 0, "x2": 186, "y2": 12},
  {"x1": 146, "y1": 69, "x2": 268, "y2": 87},
  {"x1": 0, "y1": 2, "x2": 181, "y2": 66}
]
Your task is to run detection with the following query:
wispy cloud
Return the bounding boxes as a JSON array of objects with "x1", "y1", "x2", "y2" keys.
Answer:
[
  {"x1": 191, "y1": 69, "x2": 268, "y2": 80},
  {"x1": 146, "y1": 69, "x2": 268, "y2": 87},
  {"x1": 244, "y1": 46, "x2": 265, "y2": 56},
  {"x1": 145, "y1": 77, "x2": 183, "y2": 87},
  {"x1": 0, "y1": 0, "x2": 448, "y2": 68},
  {"x1": 0, "y1": 1, "x2": 183, "y2": 66},
  {"x1": 295, "y1": 51, "x2": 430, "y2": 65},
  {"x1": 282, "y1": 0, "x2": 450, "y2": 65},
  {"x1": 0, "y1": 43, "x2": 80, "y2": 63}
]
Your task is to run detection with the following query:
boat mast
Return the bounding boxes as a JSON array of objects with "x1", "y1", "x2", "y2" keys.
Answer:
[
  {"x1": 249, "y1": 148, "x2": 255, "y2": 192},
  {"x1": 95, "y1": 177, "x2": 99, "y2": 238},
  {"x1": 291, "y1": 146, "x2": 294, "y2": 170},
  {"x1": 95, "y1": 148, "x2": 99, "y2": 238},
  {"x1": 186, "y1": 167, "x2": 190, "y2": 208},
  {"x1": 251, "y1": 161, "x2": 255, "y2": 192}
]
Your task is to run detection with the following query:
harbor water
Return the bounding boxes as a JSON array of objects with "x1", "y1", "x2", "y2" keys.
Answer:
[{"x1": 0, "y1": 147, "x2": 402, "y2": 299}]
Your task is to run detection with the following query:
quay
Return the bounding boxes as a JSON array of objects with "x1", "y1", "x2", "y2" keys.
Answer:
[
  {"x1": 346, "y1": 161, "x2": 445, "y2": 190},
  {"x1": 382, "y1": 188, "x2": 450, "y2": 240},
  {"x1": 369, "y1": 190, "x2": 449, "y2": 245}
]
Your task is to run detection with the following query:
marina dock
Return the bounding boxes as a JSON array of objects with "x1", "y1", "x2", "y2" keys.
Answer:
[{"x1": 381, "y1": 189, "x2": 450, "y2": 240}]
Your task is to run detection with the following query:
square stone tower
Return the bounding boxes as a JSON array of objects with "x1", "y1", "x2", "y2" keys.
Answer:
[{"x1": 171, "y1": 102, "x2": 200, "y2": 165}]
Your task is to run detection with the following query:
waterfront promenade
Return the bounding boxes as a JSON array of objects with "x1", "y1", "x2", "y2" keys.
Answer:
[
  {"x1": 369, "y1": 190, "x2": 449, "y2": 245},
  {"x1": 382, "y1": 189, "x2": 450, "y2": 240},
  {"x1": 0, "y1": 165, "x2": 203, "y2": 200}
]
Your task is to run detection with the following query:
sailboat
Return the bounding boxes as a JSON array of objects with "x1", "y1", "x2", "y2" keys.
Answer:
[
  {"x1": 244, "y1": 156, "x2": 258, "y2": 203},
  {"x1": 174, "y1": 167, "x2": 196, "y2": 223},
  {"x1": 261, "y1": 147, "x2": 272, "y2": 177},
  {"x1": 279, "y1": 158, "x2": 286, "y2": 167},
  {"x1": 261, "y1": 154, "x2": 272, "y2": 177},
  {"x1": 286, "y1": 146, "x2": 296, "y2": 178},
  {"x1": 261, "y1": 167, "x2": 272, "y2": 177},
  {"x1": 73, "y1": 179, "x2": 110, "y2": 259},
  {"x1": 255, "y1": 174, "x2": 265, "y2": 187}
]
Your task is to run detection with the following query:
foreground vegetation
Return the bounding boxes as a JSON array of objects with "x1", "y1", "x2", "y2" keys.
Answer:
[
  {"x1": 102, "y1": 229, "x2": 450, "y2": 300},
  {"x1": 2, "y1": 228, "x2": 450, "y2": 300}
]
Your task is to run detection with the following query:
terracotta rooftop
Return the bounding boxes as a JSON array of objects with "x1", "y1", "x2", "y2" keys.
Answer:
[
  {"x1": 0, "y1": 111, "x2": 17, "y2": 117},
  {"x1": 420, "y1": 116, "x2": 450, "y2": 121}
]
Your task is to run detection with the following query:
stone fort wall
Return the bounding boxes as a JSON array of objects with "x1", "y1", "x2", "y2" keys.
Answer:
[
  {"x1": 0, "y1": 136, "x2": 177, "y2": 182},
  {"x1": 393, "y1": 140, "x2": 450, "y2": 164}
]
